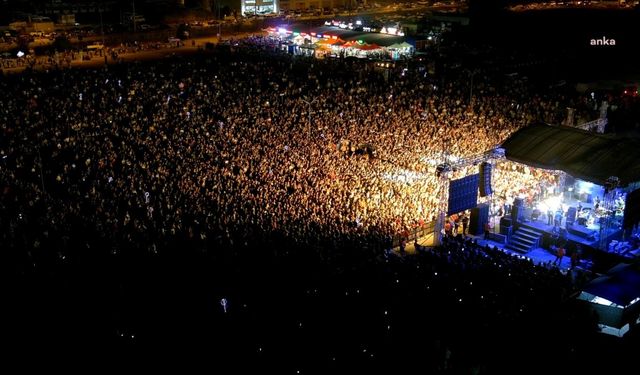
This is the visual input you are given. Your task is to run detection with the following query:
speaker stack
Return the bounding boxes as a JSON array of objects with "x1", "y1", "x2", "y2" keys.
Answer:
[
  {"x1": 511, "y1": 197, "x2": 524, "y2": 224},
  {"x1": 469, "y1": 203, "x2": 490, "y2": 236},
  {"x1": 566, "y1": 206, "x2": 577, "y2": 226},
  {"x1": 448, "y1": 174, "x2": 479, "y2": 214},
  {"x1": 479, "y1": 162, "x2": 492, "y2": 197}
]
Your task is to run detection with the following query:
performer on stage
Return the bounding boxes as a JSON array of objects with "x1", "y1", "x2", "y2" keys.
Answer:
[{"x1": 554, "y1": 208, "x2": 563, "y2": 228}]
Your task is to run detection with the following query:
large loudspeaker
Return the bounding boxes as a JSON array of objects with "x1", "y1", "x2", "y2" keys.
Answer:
[
  {"x1": 500, "y1": 216, "x2": 512, "y2": 228},
  {"x1": 469, "y1": 204, "x2": 490, "y2": 236},
  {"x1": 479, "y1": 162, "x2": 492, "y2": 197},
  {"x1": 500, "y1": 216, "x2": 513, "y2": 236},
  {"x1": 447, "y1": 174, "x2": 479, "y2": 215},
  {"x1": 511, "y1": 197, "x2": 524, "y2": 224},
  {"x1": 566, "y1": 206, "x2": 577, "y2": 226}
]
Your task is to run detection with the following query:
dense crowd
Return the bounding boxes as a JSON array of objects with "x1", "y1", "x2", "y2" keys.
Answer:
[
  {"x1": 2, "y1": 43, "x2": 628, "y2": 370},
  {"x1": 1, "y1": 44, "x2": 595, "y2": 262}
]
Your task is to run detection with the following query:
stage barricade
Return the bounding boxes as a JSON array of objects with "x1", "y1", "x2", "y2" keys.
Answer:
[{"x1": 392, "y1": 221, "x2": 436, "y2": 248}]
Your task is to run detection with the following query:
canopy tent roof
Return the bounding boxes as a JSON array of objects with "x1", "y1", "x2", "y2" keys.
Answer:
[
  {"x1": 582, "y1": 262, "x2": 640, "y2": 307},
  {"x1": 355, "y1": 43, "x2": 382, "y2": 50},
  {"x1": 309, "y1": 26, "x2": 362, "y2": 40},
  {"x1": 388, "y1": 41, "x2": 414, "y2": 49},
  {"x1": 354, "y1": 33, "x2": 404, "y2": 47},
  {"x1": 315, "y1": 37, "x2": 344, "y2": 45},
  {"x1": 281, "y1": 25, "x2": 409, "y2": 48},
  {"x1": 500, "y1": 123, "x2": 640, "y2": 187}
]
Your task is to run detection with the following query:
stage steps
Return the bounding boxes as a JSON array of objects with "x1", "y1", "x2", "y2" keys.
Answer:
[{"x1": 506, "y1": 225, "x2": 544, "y2": 254}]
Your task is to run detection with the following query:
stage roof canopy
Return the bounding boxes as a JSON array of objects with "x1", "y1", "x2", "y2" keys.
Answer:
[{"x1": 500, "y1": 123, "x2": 640, "y2": 187}]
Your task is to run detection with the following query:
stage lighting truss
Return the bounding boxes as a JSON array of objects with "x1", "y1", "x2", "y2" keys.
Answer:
[{"x1": 437, "y1": 148, "x2": 506, "y2": 177}]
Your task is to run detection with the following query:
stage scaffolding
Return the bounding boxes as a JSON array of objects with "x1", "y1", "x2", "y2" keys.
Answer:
[
  {"x1": 433, "y1": 148, "x2": 506, "y2": 246},
  {"x1": 599, "y1": 176, "x2": 621, "y2": 251}
]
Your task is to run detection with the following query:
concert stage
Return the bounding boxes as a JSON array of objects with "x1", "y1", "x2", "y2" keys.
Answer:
[
  {"x1": 499, "y1": 123, "x2": 640, "y2": 255},
  {"x1": 505, "y1": 204, "x2": 639, "y2": 273},
  {"x1": 517, "y1": 209, "x2": 609, "y2": 249}
]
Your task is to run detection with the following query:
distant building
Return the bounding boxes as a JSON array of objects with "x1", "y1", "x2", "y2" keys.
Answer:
[
  {"x1": 122, "y1": 12, "x2": 146, "y2": 26},
  {"x1": 9, "y1": 17, "x2": 54, "y2": 33},
  {"x1": 59, "y1": 13, "x2": 75, "y2": 25},
  {"x1": 241, "y1": 0, "x2": 278, "y2": 15},
  {"x1": 8, "y1": 21, "x2": 28, "y2": 32}
]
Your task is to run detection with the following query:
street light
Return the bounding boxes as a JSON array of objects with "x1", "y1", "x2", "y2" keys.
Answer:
[
  {"x1": 132, "y1": 0, "x2": 137, "y2": 33},
  {"x1": 218, "y1": 0, "x2": 222, "y2": 40},
  {"x1": 469, "y1": 69, "x2": 479, "y2": 104},
  {"x1": 301, "y1": 96, "x2": 318, "y2": 142},
  {"x1": 99, "y1": 1, "x2": 105, "y2": 44},
  {"x1": 99, "y1": 1, "x2": 106, "y2": 64}
]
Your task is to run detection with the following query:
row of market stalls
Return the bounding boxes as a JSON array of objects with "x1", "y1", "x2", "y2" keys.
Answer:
[{"x1": 266, "y1": 25, "x2": 415, "y2": 60}]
